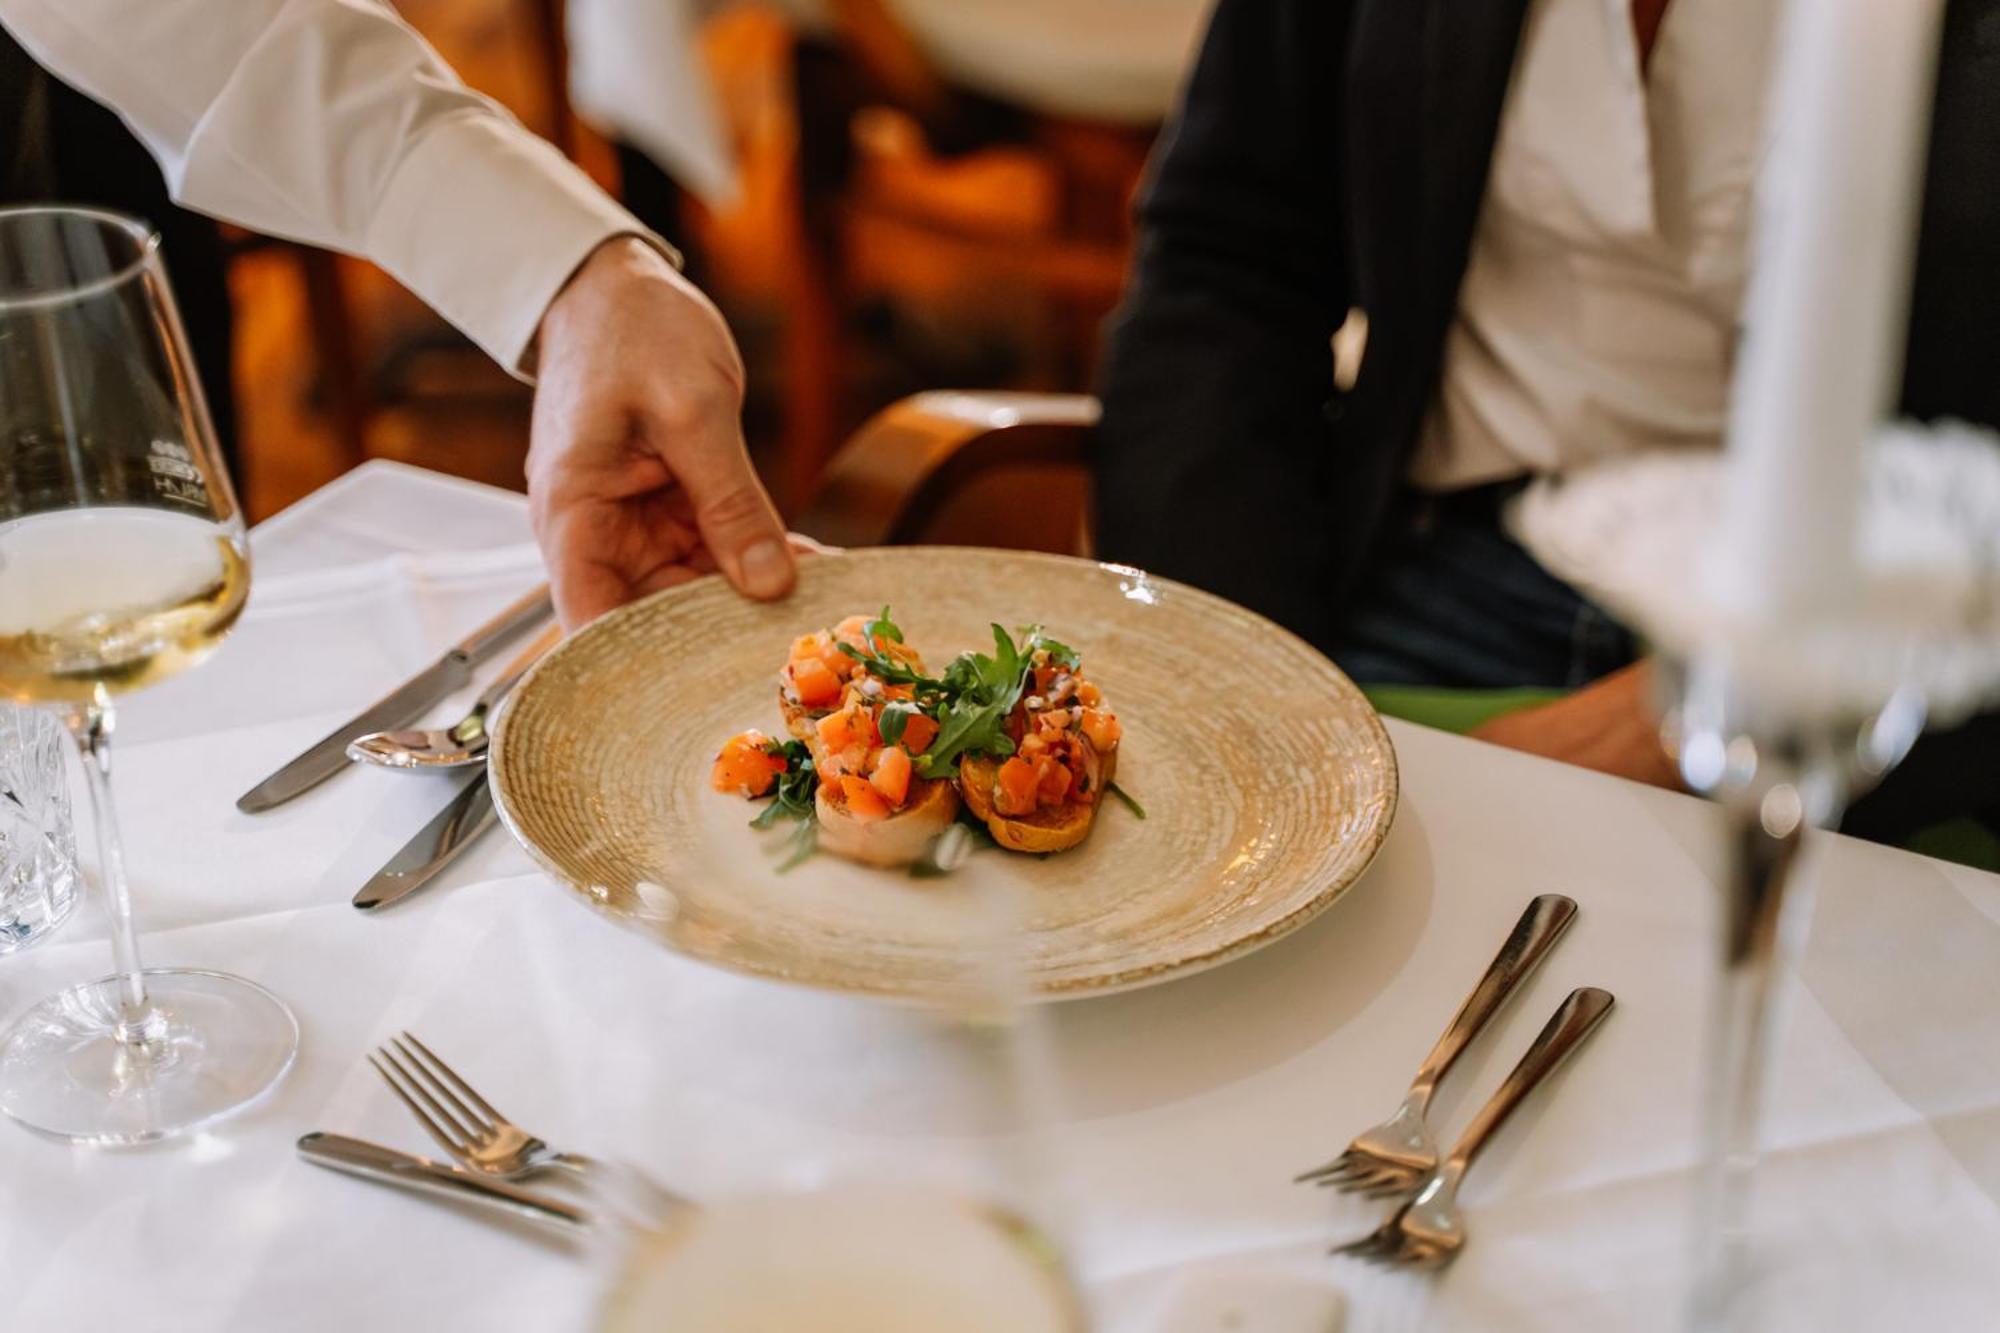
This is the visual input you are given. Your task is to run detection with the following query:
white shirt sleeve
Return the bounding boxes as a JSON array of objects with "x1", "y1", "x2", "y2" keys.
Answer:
[{"x1": 0, "y1": 0, "x2": 674, "y2": 374}]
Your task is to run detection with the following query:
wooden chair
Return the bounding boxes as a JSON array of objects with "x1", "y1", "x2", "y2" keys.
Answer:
[
  {"x1": 797, "y1": 390, "x2": 1567, "y2": 737},
  {"x1": 795, "y1": 390, "x2": 1096, "y2": 552}
]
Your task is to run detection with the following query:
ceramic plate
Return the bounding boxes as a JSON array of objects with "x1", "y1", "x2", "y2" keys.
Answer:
[{"x1": 490, "y1": 548, "x2": 1397, "y2": 1001}]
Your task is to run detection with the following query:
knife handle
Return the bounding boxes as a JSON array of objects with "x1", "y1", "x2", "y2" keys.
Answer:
[
  {"x1": 456, "y1": 585, "x2": 553, "y2": 666},
  {"x1": 297, "y1": 1132, "x2": 590, "y2": 1232}
]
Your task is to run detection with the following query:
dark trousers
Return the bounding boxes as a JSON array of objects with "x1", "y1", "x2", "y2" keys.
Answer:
[{"x1": 1333, "y1": 485, "x2": 2000, "y2": 849}]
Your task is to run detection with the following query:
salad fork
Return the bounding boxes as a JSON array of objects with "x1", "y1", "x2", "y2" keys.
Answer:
[
  {"x1": 1335, "y1": 986, "x2": 1615, "y2": 1268},
  {"x1": 368, "y1": 1032, "x2": 596, "y2": 1181},
  {"x1": 1297, "y1": 894, "x2": 1578, "y2": 1196}
]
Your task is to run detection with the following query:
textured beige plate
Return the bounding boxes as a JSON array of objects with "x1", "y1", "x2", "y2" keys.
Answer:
[{"x1": 490, "y1": 548, "x2": 1397, "y2": 1001}]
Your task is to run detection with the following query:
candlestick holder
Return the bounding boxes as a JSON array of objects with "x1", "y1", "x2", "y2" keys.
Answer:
[
  {"x1": 1514, "y1": 422, "x2": 2000, "y2": 1331},
  {"x1": 1662, "y1": 658, "x2": 1923, "y2": 1329}
]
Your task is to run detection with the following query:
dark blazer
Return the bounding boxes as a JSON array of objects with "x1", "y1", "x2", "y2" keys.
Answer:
[{"x1": 1092, "y1": 0, "x2": 2000, "y2": 658}]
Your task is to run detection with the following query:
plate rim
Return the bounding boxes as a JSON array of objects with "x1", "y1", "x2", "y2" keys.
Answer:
[{"x1": 489, "y1": 547, "x2": 1400, "y2": 1002}]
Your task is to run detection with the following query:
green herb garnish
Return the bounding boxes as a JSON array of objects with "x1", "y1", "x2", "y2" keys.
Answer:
[
  {"x1": 748, "y1": 740, "x2": 820, "y2": 870},
  {"x1": 1106, "y1": 781, "x2": 1147, "y2": 820},
  {"x1": 878, "y1": 699, "x2": 922, "y2": 748}
]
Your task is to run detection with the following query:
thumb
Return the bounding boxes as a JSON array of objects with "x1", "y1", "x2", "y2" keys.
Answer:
[{"x1": 653, "y1": 404, "x2": 795, "y2": 600}]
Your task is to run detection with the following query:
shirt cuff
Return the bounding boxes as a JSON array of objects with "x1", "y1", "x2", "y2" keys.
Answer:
[{"x1": 363, "y1": 110, "x2": 681, "y2": 378}]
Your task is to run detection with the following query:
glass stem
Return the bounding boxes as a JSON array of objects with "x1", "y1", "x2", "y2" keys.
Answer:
[
  {"x1": 65, "y1": 692, "x2": 153, "y2": 1038},
  {"x1": 1687, "y1": 795, "x2": 1809, "y2": 1331}
]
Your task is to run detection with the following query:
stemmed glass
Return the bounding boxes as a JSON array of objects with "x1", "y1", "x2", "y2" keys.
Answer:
[{"x1": 0, "y1": 206, "x2": 298, "y2": 1144}]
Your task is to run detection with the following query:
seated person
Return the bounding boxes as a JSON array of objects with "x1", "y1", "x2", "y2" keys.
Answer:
[{"x1": 1092, "y1": 0, "x2": 2000, "y2": 840}]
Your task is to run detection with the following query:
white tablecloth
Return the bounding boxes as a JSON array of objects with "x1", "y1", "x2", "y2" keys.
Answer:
[{"x1": 4, "y1": 460, "x2": 1999, "y2": 1332}]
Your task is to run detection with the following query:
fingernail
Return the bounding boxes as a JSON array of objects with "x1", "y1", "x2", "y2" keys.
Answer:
[{"x1": 740, "y1": 539, "x2": 794, "y2": 597}]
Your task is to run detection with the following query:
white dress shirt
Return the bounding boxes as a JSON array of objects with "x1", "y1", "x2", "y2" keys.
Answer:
[
  {"x1": 1409, "y1": 0, "x2": 1781, "y2": 490},
  {"x1": 0, "y1": 0, "x2": 663, "y2": 374}
]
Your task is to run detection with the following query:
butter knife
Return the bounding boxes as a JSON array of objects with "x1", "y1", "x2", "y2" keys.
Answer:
[
  {"x1": 236, "y1": 584, "x2": 551, "y2": 814},
  {"x1": 297, "y1": 1131, "x2": 589, "y2": 1232},
  {"x1": 353, "y1": 771, "x2": 495, "y2": 911}
]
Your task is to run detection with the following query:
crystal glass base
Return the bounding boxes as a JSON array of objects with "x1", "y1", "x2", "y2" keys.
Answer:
[{"x1": 0, "y1": 969, "x2": 298, "y2": 1145}]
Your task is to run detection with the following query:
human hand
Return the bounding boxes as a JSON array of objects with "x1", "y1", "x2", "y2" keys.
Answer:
[
  {"x1": 1468, "y1": 662, "x2": 1682, "y2": 790},
  {"x1": 527, "y1": 237, "x2": 795, "y2": 629}
]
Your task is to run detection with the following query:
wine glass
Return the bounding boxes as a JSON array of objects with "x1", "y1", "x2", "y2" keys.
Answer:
[
  {"x1": 0, "y1": 205, "x2": 298, "y2": 1144},
  {"x1": 592, "y1": 879, "x2": 1083, "y2": 1330}
]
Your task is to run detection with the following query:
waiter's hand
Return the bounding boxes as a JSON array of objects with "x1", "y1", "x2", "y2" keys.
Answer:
[
  {"x1": 527, "y1": 237, "x2": 796, "y2": 629},
  {"x1": 1469, "y1": 661, "x2": 1683, "y2": 790}
]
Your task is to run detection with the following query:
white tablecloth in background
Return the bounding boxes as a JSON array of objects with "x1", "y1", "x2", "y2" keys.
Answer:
[{"x1": 3, "y1": 461, "x2": 1998, "y2": 1332}]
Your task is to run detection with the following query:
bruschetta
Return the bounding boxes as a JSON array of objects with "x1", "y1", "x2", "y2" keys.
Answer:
[{"x1": 957, "y1": 650, "x2": 1121, "y2": 854}]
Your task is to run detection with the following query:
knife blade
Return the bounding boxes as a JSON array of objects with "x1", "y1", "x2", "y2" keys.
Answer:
[
  {"x1": 297, "y1": 1131, "x2": 590, "y2": 1232},
  {"x1": 353, "y1": 770, "x2": 496, "y2": 911},
  {"x1": 237, "y1": 584, "x2": 551, "y2": 813}
]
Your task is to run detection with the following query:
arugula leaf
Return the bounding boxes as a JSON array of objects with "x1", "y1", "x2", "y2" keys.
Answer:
[
  {"x1": 1106, "y1": 781, "x2": 1147, "y2": 821},
  {"x1": 749, "y1": 740, "x2": 817, "y2": 827},
  {"x1": 836, "y1": 639, "x2": 941, "y2": 691},
  {"x1": 1021, "y1": 627, "x2": 1081, "y2": 671},
  {"x1": 914, "y1": 698, "x2": 1013, "y2": 778},
  {"x1": 878, "y1": 699, "x2": 920, "y2": 748},
  {"x1": 865, "y1": 605, "x2": 904, "y2": 644}
]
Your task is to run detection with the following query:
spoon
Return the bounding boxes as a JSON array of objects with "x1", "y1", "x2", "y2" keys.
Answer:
[{"x1": 348, "y1": 623, "x2": 561, "y2": 770}]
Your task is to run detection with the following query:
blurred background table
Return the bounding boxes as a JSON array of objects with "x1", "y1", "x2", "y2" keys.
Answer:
[
  {"x1": 166, "y1": 0, "x2": 1213, "y2": 521},
  {"x1": 2, "y1": 463, "x2": 1998, "y2": 1332}
]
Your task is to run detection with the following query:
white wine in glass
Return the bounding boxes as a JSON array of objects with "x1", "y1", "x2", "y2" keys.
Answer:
[{"x1": 0, "y1": 206, "x2": 297, "y2": 1145}]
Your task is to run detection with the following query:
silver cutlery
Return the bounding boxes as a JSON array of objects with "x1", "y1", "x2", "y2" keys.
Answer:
[
  {"x1": 367, "y1": 1031, "x2": 595, "y2": 1180},
  {"x1": 347, "y1": 622, "x2": 560, "y2": 770},
  {"x1": 351, "y1": 773, "x2": 495, "y2": 911},
  {"x1": 296, "y1": 1131, "x2": 590, "y2": 1233},
  {"x1": 1334, "y1": 986, "x2": 1615, "y2": 1268},
  {"x1": 237, "y1": 584, "x2": 551, "y2": 812},
  {"x1": 1297, "y1": 894, "x2": 1578, "y2": 1194}
]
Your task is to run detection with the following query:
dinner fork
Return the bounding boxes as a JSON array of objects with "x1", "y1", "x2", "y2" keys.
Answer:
[
  {"x1": 1334, "y1": 986, "x2": 1615, "y2": 1268},
  {"x1": 1296, "y1": 894, "x2": 1578, "y2": 1196},
  {"x1": 368, "y1": 1032, "x2": 596, "y2": 1181}
]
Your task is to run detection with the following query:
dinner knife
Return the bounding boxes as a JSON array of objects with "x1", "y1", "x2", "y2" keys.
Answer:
[
  {"x1": 236, "y1": 585, "x2": 551, "y2": 813},
  {"x1": 353, "y1": 771, "x2": 495, "y2": 911},
  {"x1": 297, "y1": 1131, "x2": 589, "y2": 1232}
]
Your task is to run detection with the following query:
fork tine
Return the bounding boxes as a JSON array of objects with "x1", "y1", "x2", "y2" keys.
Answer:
[
  {"x1": 377, "y1": 1043, "x2": 479, "y2": 1141},
  {"x1": 1330, "y1": 1229, "x2": 1395, "y2": 1260},
  {"x1": 392, "y1": 1034, "x2": 493, "y2": 1135},
  {"x1": 399, "y1": 1031, "x2": 504, "y2": 1128},
  {"x1": 1321, "y1": 1164, "x2": 1412, "y2": 1193},
  {"x1": 1293, "y1": 1151, "x2": 1355, "y2": 1184},
  {"x1": 368, "y1": 1052, "x2": 469, "y2": 1158},
  {"x1": 1295, "y1": 1156, "x2": 1358, "y2": 1185},
  {"x1": 1354, "y1": 1173, "x2": 1422, "y2": 1199}
]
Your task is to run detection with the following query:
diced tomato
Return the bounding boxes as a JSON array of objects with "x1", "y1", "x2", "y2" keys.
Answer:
[
  {"x1": 711, "y1": 730, "x2": 785, "y2": 798},
  {"x1": 839, "y1": 774, "x2": 890, "y2": 822},
  {"x1": 1075, "y1": 679, "x2": 1103, "y2": 707},
  {"x1": 791, "y1": 655, "x2": 842, "y2": 707},
  {"x1": 1019, "y1": 732, "x2": 1048, "y2": 761},
  {"x1": 881, "y1": 682, "x2": 916, "y2": 702},
  {"x1": 816, "y1": 704, "x2": 879, "y2": 754},
  {"x1": 1033, "y1": 665, "x2": 1059, "y2": 695},
  {"x1": 995, "y1": 757, "x2": 1040, "y2": 817},
  {"x1": 869, "y1": 745, "x2": 912, "y2": 806},
  {"x1": 1037, "y1": 758, "x2": 1073, "y2": 805},
  {"x1": 1080, "y1": 707, "x2": 1121, "y2": 752},
  {"x1": 1038, "y1": 707, "x2": 1073, "y2": 733},
  {"x1": 898, "y1": 712, "x2": 939, "y2": 755}
]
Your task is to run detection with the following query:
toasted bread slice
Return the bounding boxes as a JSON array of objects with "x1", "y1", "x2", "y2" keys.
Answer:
[
  {"x1": 815, "y1": 770, "x2": 961, "y2": 867},
  {"x1": 958, "y1": 744, "x2": 1118, "y2": 854}
]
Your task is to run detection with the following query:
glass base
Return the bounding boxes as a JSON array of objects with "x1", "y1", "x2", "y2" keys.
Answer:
[{"x1": 0, "y1": 968, "x2": 298, "y2": 1145}]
